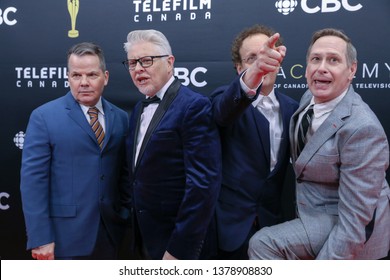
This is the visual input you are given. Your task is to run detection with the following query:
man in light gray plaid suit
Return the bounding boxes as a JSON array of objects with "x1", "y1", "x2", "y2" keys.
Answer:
[{"x1": 249, "y1": 28, "x2": 390, "y2": 260}]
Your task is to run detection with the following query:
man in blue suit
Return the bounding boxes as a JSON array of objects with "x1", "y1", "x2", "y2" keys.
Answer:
[
  {"x1": 122, "y1": 29, "x2": 221, "y2": 260},
  {"x1": 211, "y1": 25, "x2": 298, "y2": 259},
  {"x1": 20, "y1": 42, "x2": 131, "y2": 260}
]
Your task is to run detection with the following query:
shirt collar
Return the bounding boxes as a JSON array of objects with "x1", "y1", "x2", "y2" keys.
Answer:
[
  {"x1": 311, "y1": 89, "x2": 347, "y2": 118},
  {"x1": 146, "y1": 75, "x2": 175, "y2": 101},
  {"x1": 80, "y1": 98, "x2": 104, "y2": 115},
  {"x1": 252, "y1": 88, "x2": 276, "y2": 108}
]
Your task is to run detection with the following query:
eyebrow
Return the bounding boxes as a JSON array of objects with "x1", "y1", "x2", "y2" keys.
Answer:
[
  {"x1": 310, "y1": 51, "x2": 341, "y2": 57},
  {"x1": 69, "y1": 70, "x2": 100, "y2": 74}
]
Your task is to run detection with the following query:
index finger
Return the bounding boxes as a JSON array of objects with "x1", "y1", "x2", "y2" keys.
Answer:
[{"x1": 266, "y1": 33, "x2": 280, "y2": 49}]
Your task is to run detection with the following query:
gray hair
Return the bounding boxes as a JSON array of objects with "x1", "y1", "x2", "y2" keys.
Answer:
[
  {"x1": 306, "y1": 28, "x2": 357, "y2": 67},
  {"x1": 67, "y1": 42, "x2": 106, "y2": 71},
  {"x1": 123, "y1": 29, "x2": 172, "y2": 56}
]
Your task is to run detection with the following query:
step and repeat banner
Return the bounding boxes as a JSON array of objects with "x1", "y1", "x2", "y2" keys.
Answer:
[{"x1": 1, "y1": 0, "x2": 389, "y2": 259}]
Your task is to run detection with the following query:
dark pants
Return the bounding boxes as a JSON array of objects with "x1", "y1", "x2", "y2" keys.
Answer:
[{"x1": 214, "y1": 220, "x2": 260, "y2": 260}]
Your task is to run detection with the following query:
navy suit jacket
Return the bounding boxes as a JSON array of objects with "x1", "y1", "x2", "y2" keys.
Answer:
[
  {"x1": 127, "y1": 78, "x2": 222, "y2": 260},
  {"x1": 20, "y1": 92, "x2": 131, "y2": 258},
  {"x1": 211, "y1": 75, "x2": 298, "y2": 251}
]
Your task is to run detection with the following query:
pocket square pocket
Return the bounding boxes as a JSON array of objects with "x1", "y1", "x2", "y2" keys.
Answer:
[
  {"x1": 50, "y1": 204, "x2": 77, "y2": 217},
  {"x1": 155, "y1": 130, "x2": 176, "y2": 140}
]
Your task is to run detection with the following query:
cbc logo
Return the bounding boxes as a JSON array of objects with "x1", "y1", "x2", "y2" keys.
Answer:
[
  {"x1": 275, "y1": 0, "x2": 363, "y2": 15},
  {"x1": 275, "y1": 0, "x2": 298, "y2": 15},
  {"x1": 14, "y1": 131, "x2": 25, "y2": 150},
  {"x1": 174, "y1": 67, "x2": 207, "y2": 87},
  {"x1": 0, "y1": 192, "x2": 10, "y2": 210},
  {"x1": 0, "y1": 7, "x2": 17, "y2": 26}
]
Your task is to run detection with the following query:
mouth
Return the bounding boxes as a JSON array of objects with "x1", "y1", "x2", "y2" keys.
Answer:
[
  {"x1": 314, "y1": 78, "x2": 331, "y2": 85},
  {"x1": 79, "y1": 90, "x2": 93, "y2": 94},
  {"x1": 136, "y1": 76, "x2": 149, "y2": 85}
]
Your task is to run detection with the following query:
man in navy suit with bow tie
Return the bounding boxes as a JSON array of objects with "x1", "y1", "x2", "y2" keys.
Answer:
[{"x1": 123, "y1": 29, "x2": 221, "y2": 260}]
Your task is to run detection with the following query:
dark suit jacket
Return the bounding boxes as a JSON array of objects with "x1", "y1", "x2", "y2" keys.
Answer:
[
  {"x1": 20, "y1": 92, "x2": 131, "y2": 258},
  {"x1": 127, "y1": 78, "x2": 222, "y2": 260},
  {"x1": 211, "y1": 75, "x2": 298, "y2": 251}
]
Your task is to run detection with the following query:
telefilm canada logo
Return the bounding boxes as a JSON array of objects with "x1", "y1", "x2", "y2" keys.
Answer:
[
  {"x1": 131, "y1": 0, "x2": 212, "y2": 22},
  {"x1": 15, "y1": 66, "x2": 69, "y2": 89},
  {"x1": 275, "y1": 0, "x2": 363, "y2": 15}
]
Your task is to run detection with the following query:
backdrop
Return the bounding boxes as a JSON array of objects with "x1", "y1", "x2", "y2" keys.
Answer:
[{"x1": 1, "y1": 0, "x2": 389, "y2": 259}]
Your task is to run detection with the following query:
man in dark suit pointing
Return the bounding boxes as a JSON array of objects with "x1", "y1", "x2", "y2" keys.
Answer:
[{"x1": 211, "y1": 25, "x2": 298, "y2": 259}]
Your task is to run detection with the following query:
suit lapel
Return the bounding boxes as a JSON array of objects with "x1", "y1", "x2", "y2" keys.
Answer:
[
  {"x1": 132, "y1": 103, "x2": 143, "y2": 171},
  {"x1": 65, "y1": 92, "x2": 113, "y2": 150},
  {"x1": 65, "y1": 92, "x2": 98, "y2": 145},
  {"x1": 290, "y1": 93, "x2": 312, "y2": 161},
  {"x1": 272, "y1": 91, "x2": 295, "y2": 171},
  {"x1": 101, "y1": 99, "x2": 114, "y2": 150},
  {"x1": 251, "y1": 91, "x2": 296, "y2": 172},
  {"x1": 294, "y1": 88, "x2": 354, "y2": 177},
  {"x1": 135, "y1": 78, "x2": 181, "y2": 167},
  {"x1": 251, "y1": 106, "x2": 271, "y2": 167}
]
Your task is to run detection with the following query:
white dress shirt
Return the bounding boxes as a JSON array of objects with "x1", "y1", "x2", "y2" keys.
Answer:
[
  {"x1": 239, "y1": 70, "x2": 282, "y2": 171},
  {"x1": 134, "y1": 76, "x2": 174, "y2": 164},
  {"x1": 252, "y1": 90, "x2": 283, "y2": 171}
]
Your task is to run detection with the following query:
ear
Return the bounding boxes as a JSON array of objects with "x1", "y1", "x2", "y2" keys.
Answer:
[
  {"x1": 236, "y1": 63, "x2": 244, "y2": 75},
  {"x1": 104, "y1": 70, "x2": 109, "y2": 86},
  {"x1": 348, "y1": 62, "x2": 357, "y2": 81},
  {"x1": 167, "y1": 55, "x2": 175, "y2": 71}
]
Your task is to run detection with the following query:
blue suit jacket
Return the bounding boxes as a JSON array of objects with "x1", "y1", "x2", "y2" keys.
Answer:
[
  {"x1": 211, "y1": 75, "x2": 298, "y2": 251},
  {"x1": 20, "y1": 92, "x2": 131, "y2": 258},
  {"x1": 127, "y1": 78, "x2": 222, "y2": 260}
]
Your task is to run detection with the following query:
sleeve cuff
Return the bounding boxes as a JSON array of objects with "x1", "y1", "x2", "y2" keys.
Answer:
[{"x1": 239, "y1": 70, "x2": 263, "y2": 98}]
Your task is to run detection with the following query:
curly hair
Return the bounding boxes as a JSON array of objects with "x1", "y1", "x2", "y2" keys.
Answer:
[{"x1": 231, "y1": 24, "x2": 283, "y2": 66}]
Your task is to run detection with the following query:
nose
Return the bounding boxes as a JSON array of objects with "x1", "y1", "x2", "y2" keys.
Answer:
[
  {"x1": 317, "y1": 59, "x2": 328, "y2": 73},
  {"x1": 80, "y1": 75, "x2": 89, "y2": 85}
]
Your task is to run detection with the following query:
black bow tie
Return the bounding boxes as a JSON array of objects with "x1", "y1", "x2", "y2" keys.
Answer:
[{"x1": 142, "y1": 96, "x2": 161, "y2": 107}]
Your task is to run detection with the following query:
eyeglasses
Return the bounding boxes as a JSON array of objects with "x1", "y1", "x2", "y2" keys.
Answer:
[
  {"x1": 122, "y1": 55, "x2": 169, "y2": 71},
  {"x1": 241, "y1": 54, "x2": 257, "y2": 65}
]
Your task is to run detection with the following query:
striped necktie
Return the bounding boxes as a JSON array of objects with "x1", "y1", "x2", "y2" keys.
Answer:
[
  {"x1": 87, "y1": 107, "x2": 105, "y2": 149},
  {"x1": 297, "y1": 105, "x2": 314, "y2": 156}
]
